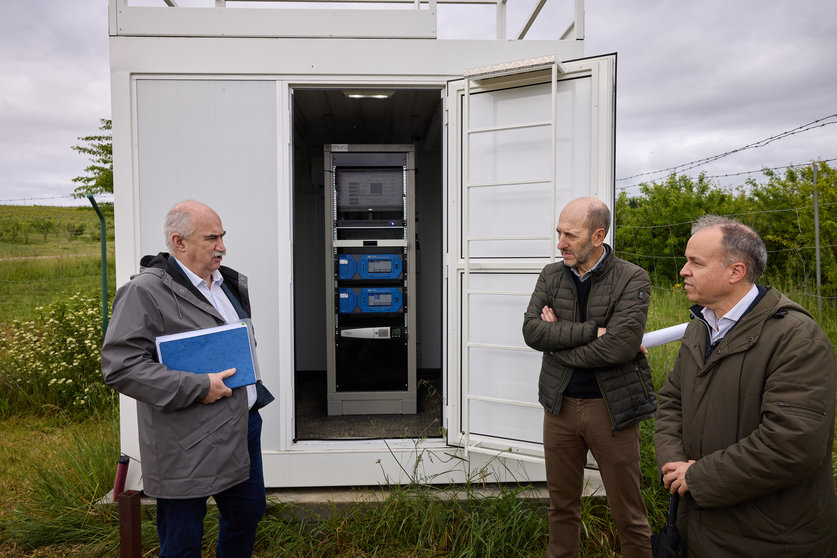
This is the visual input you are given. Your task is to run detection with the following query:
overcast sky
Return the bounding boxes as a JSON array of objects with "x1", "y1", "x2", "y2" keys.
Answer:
[{"x1": 1, "y1": 0, "x2": 835, "y2": 205}]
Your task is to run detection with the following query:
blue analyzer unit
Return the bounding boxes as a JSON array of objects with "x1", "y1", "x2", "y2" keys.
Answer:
[
  {"x1": 338, "y1": 253, "x2": 402, "y2": 280},
  {"x1": 359, "y1": 287, "x2": 402, "y2": 312},
  {"x1": 338, "y1": 287, "x2": 402, "y2": 313}
]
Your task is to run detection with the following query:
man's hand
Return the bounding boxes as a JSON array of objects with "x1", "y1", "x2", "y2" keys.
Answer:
[
  {"x1": 661, "y1": 460, "x2": 695, "y2": 497},
  {"x1": 202, "y1": 368, "x2": 236, "y2": 404},
  {"x1": 540, "y1": 305, "x2": 557, "y2": 322}
]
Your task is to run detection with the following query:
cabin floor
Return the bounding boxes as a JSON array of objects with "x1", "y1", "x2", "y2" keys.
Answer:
[{"x1": 293, "y1": 369, "x2": 444, "y2": 441}]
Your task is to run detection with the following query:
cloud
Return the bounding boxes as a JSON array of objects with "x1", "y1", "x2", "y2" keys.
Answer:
[
  {"x1": 1, "y1": 0, "x2": 835, "y2": 203},
  {"x1": 580, "y1": 0, "x2": 837, "y2": 189},
  {"x1": 0, "y1": 0, "x2": 110, "y2": 204}
]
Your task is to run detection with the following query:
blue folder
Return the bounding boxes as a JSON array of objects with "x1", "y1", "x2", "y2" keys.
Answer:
[{"x1": 155, "y1": 321, "x2": 258, "y2": 389}]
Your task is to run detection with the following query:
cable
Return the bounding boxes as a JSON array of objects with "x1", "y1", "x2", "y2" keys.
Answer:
[
  {"x1": 615, "y1": 113, "x2": 837, "y2": 187},
  {"x1": 617, "y1": 157, "x2": 836, "y2": 192},
  {"x1": 0, "y1": 193, "x2": 113, "y2": 204}
]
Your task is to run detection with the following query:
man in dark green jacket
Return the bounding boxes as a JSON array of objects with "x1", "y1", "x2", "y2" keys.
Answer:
[
  {"x1": 655, "y1": 215, "x2": 837, "y2": 557},
  {"x1": 523, "y1": 197, "x2": 655, "y2": 558}
]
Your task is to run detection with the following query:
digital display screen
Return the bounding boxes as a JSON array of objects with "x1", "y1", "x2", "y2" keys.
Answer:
[
  {"x1": 369, "y1": 293, "x2": 392, "y2": 307},
  {"x1": 336, "y1": 168, "x2": 403, "y2": 211},
  {"x1": 368, "y1": 260, "x2": 392, "y2": 274}
]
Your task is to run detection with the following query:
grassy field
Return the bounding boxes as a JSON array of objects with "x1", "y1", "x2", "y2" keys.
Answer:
[
  {"x1": 0, "y1": 204, "x2": 115, "y2": 327},
  {"x1": 0, "y1": 204, "x2": 834, "y2": 556},
  {"x1": 0, "y1": 281, "x2": 685, "y2": 557}
]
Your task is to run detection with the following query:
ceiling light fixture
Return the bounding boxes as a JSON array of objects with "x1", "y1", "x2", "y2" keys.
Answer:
[{"x1": 343, "y1": 90, "x2": 395, "y2": 99}]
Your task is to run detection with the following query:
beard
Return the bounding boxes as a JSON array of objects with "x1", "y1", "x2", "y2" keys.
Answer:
[{"x1": 569, "y1": 240, "x2": 596, "y2": 270}]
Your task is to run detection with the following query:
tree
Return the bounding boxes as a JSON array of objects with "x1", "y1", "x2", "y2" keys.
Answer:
[
  {"x1": 614, "y1": 162, "x2": 837, "y2": 296},
  {"x1": 614, "y1": 173, "x2": 746, "y2": 285},
  {"x1": 746, "y1": 161, "x2": 837, "y2": 293},
  {"x1": 71, "y1": 118, "x2": 112, "y2": 197}
]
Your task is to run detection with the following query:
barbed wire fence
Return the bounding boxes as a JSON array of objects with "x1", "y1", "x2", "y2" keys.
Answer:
[
  {"x1": 612, "y1": 113, "x2": 837, "y2": 316},
  {"x1": 615, "y1": 113, "x2": 837, "y2": 193},
  {"x1": 614, "y1": 202, "x2": 837, "y2": 306},
  {"x1": 0, "y1": 193, "x2": 114, "y2": 206}
]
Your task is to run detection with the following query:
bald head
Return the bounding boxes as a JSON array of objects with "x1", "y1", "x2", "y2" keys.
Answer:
[
  {"x1": 561, "y1": 197, "x2": 611, "y2": 237},
  {"x1": 164, "y1": 201, "x2": 220, "y2": 252}
]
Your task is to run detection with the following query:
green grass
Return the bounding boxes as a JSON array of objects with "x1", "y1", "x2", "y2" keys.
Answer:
[
  {"x1": 0, "y1": 256, "x2": 115, "y2": 327},
  {"x1": 0, "y1": 205, "x2": 114, "y2": 257},
  {"x1": 0, "y1": 414, "x2": 121, "y2": 557},
  {"x1": 0, "y1": 204, "x2": 115, "y2": 327},
  {"x1": 0, "y1": 205, "x2": 834, "y2": 556}
]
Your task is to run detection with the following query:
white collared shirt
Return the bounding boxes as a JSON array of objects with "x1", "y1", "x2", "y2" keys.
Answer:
[
  {"x1": 172, "y1": 257, "x2": 257, "y2": 409},
  {"x1": 701, "y1": 283, "x2": 760, "y2": 344}
]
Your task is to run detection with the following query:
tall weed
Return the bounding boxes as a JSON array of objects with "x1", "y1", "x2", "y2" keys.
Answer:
[
  {"x1": 0, "y1": 416, "x2": 121, "y2": 556},
  {"x1": 0, "y1": 291, "x2": 116, "y2": 418}
]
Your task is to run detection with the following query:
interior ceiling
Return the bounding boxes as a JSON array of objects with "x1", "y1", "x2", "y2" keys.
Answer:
[{"x1": 293, "y1": 89, "x2": 442, "y2": 151}]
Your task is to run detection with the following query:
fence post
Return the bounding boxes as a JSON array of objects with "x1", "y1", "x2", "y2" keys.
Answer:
[
  {"x1": 118, "y1": 490, "x2": 142, "y2": 558},
  {"x1": 86, "y1": 194, "x2": 109, "y2": 337},
  {"x1": 812, "y1": 163, "x2": 821, "y2": 316}
]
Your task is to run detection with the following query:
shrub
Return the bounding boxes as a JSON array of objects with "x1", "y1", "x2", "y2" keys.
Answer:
[
  {"x1": 64, "y1": 223, "x2": 86, "y2": 241},
  {"x1": 0, "y1": 291, "x2": 115, "y2": 418}
]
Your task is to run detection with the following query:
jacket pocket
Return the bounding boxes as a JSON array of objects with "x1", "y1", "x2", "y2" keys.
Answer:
[
  {"x1": 776, "y1": 401, "x2": 827, "y2": 418},
  {"x1": 178, "y1": 403, "x2": 237, "y2": 451}
]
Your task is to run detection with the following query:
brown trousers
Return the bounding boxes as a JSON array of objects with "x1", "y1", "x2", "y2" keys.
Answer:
[{"x1": 543, "y1": 398, "x2": 651, "y2": 558}]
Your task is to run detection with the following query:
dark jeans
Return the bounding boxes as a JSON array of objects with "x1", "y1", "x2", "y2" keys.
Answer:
[{"x1": 156, "y1": 410, "x2": 266, "y2": 558}]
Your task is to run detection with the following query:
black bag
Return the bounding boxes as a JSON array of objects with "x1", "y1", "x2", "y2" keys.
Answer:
[{"x1": 651, "y1": 493, "x2": 682, "y2": 558}]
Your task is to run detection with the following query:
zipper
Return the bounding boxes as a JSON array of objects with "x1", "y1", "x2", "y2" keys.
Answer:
[
  {"x1": 585, "y1": 275, "x2": 592, "y2": 322},
  {"x1": 689, "y1": 307, "x2": 713, "y2": 339},
  {"x1": 584, "y1": 274, "x2": 618, "y2": 433},
  {"x1": 634, "y1": 362, "x2": 649, "y2": 398},
  {"x1": 550, "y1": 368, "x2": 572, "y2": 414}
]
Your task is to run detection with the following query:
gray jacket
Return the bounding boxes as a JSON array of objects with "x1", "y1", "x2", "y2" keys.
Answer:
[
  {"x1": 102, "y1": 253, "x2": 256, "y2": 498},
  {"x1": 522, "y1": 246, "x2": 655, "y2": 430}
]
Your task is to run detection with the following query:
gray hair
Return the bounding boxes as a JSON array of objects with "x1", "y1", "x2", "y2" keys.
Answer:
[
  {"x1": 164, "y1": 204, "x2": 196, "y2": 252},
  {"x1": 692, "y1": 215, "x2": 767, "y2": 283},
  {"x1": 587, "y1": 201, "x2": 611, "y2": 236}
]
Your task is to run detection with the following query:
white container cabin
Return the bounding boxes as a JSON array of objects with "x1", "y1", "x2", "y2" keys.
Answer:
[{"x1": 108, "y1": 0, "x2": 618, "y2": 492}]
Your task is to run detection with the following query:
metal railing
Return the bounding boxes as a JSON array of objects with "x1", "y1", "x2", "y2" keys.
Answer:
[{"x1": 112, "y1": 0, "x2": 584, "y2": 41}]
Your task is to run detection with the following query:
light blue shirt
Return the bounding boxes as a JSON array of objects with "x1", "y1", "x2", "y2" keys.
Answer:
[
  {"x1": 173, "y1": 257, "x2": 257, "y2": 409},
  {"x1": 701, "y1": 283, "x2": 760, "y2": 344}
]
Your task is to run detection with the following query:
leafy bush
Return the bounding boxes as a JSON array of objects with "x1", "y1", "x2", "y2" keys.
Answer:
[
  {"x1": 0, "y1": 291, "x2": 115, "y2": 418},
  {"x1": 615, "y1": 161, "x2": 837, "y2": 297},
  {"x1": 29, "y1": 218, "x2": 57, "y2": 240}
]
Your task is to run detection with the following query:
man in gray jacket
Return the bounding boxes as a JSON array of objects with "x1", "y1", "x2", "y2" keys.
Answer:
[
  {"x1": 655, "y1": 215, "x2": 837, "y2": 557},
  {"x1": 523, "y1": 197, "x2": 655, "y2": 558},
  {"x1": 102, "y1": 200, "x2": 273, "y2": 557}
]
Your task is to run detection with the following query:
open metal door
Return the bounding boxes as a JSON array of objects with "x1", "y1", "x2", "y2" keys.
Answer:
[{"x1": 445, "y1": 54, "x2": 616, "y2": 463}]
